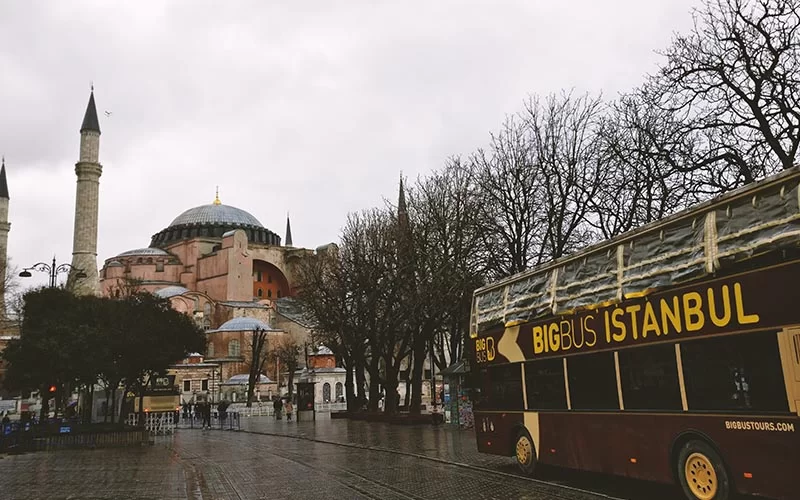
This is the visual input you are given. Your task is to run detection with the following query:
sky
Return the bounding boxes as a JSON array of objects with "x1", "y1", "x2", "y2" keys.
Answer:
[{"x1": 0, "y1": 0, "x2": 700, "y2": 290}]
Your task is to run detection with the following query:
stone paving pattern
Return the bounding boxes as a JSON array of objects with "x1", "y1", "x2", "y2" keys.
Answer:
[
  {"x1": 0, "y1": 416, "x2": 758, "y2": 499},
  {"x1": 0, "y1": 428, "x2": 609, "y2": 500}
]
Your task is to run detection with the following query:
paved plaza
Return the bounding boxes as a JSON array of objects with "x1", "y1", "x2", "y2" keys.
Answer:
[{"x1": 0, "y1": 417, "x2": 692, "y2": 499}]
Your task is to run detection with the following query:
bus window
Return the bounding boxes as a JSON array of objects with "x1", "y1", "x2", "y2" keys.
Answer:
[
  {"x1": 567, "y1": 352, "x2": 618, "y2": 410},
  {"x1": 681, "y1": 331, "x2": 788, "y2": 413},
  {"x1": 524, "y1": 358, "x2": 567, "y2": 410},
  {"x1": 618, "y1": 343, "x2": 682, "y2": 411},
  {"x1": 475, "y1": 364, "x2": 524, "y2": 411}
]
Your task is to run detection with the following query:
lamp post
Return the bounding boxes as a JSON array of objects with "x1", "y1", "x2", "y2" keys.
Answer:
[{"x1": 19, "y1": 256, "x2": 86, "y2": 288}]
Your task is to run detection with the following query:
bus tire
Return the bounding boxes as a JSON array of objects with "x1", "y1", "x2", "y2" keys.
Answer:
[
  {"x1": 677, "y1": 440, "x2": 730, "y2": 500},
  {"x1": 514, "y1": 429, "x2": 536, "y2": 476}
]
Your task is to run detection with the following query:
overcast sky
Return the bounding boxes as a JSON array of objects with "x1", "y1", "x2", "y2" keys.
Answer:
[{"x1": 1, "y1": 0, "x2": 700, "y2": 290}]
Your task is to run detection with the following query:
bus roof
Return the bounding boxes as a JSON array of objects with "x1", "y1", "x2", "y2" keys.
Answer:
[{"x1": 472, "y1": 166, "x2": 800, "y2": 336}]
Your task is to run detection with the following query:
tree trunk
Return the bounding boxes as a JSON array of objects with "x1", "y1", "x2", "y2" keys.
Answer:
[
  {"x1": 355, "y1": 354, "x2": 367, "y2": 411},
  {"x1": 409, "y1": 331, "x2": 427, "y2": 415},
  {"x1": 39, "y1": 385, "x2": 49, "y2": 423},
  {"x1": 343, "y1": 357, "x2": 356, "y2": 412},
  {"x1": 367, "y1": 355, "x2": 380, "y2": 412}
]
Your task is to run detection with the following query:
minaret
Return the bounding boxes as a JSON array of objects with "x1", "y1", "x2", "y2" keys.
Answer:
[
  {"x1": 397, "y1": 174, "x2": 408, "y2": 229},
  {"x1": 0, "y1": 157, "x2": 10, "y2": 316},
  {"x1": 67, "y1": 89, "x2": 102, "y2": 295},
  {"x1": 284, "y1": 213, "x2": 293, "y2": 247}
]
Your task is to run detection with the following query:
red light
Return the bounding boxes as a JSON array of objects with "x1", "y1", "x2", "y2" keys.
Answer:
[
  {"x1": 550, "y1": 448, "x2": 556, "y2": 454},
  {"x1": 487, "y1": 441, "x2": 492, "y2": 446},
  {"x1": 630, "y1": 458, "x2": 638, "y2": 464},
  {"x1": 743, "y1": 472, "x2": 753, "y2": 479},
  {"x1": 48, "y1": 385, "x2": 56, "y2": 393}
]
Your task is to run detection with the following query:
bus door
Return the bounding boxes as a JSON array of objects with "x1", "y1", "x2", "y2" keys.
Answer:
[{"x1": 779, "y1": 328, "x2": 800, "y2": 415}]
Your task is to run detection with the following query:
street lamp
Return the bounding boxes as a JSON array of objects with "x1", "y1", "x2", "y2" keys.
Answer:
[{"x1": 19, "y1": 256, "x2": 87, "y2": 288}]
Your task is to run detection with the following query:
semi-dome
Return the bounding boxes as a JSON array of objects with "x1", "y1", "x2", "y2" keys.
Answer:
[
  {"x1": 150, "y1": 201, "x2": 281, "y2": 248},
  {"x1": 117, "y1": 247, "x2": 170, "y2": 257},
  {"x1": 154, "y1": 286, "x2": 190, "y2": 298},
  {"x1": 212, "y1": 316, "x2": 277, "y2": 332}
]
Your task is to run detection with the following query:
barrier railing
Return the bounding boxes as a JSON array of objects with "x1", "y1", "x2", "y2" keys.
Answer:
[{"x1": 126, "y1": 412, "x2": 176, "y2": 435}]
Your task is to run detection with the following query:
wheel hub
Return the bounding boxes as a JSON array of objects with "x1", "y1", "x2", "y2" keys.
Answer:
[
  {"x1": 685, "y1": 452, "x2": 718, "y2": 500},
  {"x1": 516, "y1": 435, "x2": 532, "y2": 465}
]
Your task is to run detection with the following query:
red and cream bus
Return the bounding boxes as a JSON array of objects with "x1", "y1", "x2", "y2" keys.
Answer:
[{"x1": 471, "y1": 169, "x2": 800, "y2": 500}]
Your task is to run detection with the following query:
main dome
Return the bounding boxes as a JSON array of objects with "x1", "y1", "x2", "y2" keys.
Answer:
[
  {"x1": 168, "y1": 204, "x2": 263, "y2": 228},
  {"x1": 150, "y1": 202, "x2": 281, "y2": 248}
]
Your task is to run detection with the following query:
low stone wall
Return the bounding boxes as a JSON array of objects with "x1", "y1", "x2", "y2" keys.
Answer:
[{"x1": 333, "y1": 412, "x2": 444, "y2": 425}]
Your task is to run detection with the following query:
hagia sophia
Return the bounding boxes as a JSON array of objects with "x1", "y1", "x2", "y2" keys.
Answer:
[{"x1": 1, "y1": 90, "x2": 346, "y2": 407}]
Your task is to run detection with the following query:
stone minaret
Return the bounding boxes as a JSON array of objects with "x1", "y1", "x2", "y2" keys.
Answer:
[
  {"x1": 67, "y1": 90, "x2": 102, "y2": 295},
  {"x1": 0, "y1": 157, "x2": 10, "y2": 316}
]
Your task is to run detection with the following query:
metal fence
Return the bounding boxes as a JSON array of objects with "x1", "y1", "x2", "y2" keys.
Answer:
[
  {"x1": 126, "y1": 412, "x2": 176, "y2": 435},
  {"x1": 175, "y1": 408, "x2": 241, "y2": 431}
]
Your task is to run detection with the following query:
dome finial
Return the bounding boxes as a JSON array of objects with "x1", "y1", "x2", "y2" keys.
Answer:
[{"x1": 214, "y1": 186, "x2": 221, "y2": 205}]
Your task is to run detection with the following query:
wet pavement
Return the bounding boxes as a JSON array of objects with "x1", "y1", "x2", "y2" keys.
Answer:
[
  {"x1": 0, "y1": 427, "x2": 611, "y2": 500},
  {"x1": 0, "y1": 415, "x2": 755, "y2": 499},
  {"x1": 239, "y1": 416, "x2": 687, "y2": 500}
]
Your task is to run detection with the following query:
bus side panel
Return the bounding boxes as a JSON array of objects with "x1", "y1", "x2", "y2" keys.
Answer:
[
  {"x1": 537, "y1": 412, "x2": 799, "y2": 499},
  {"x1": 684, "y1": 414, "x2": 799, "y2": 500},
  {"x1": 538, "y1": 413, "x2": 672, "y2": 480},
  {"x1": 474, "y1": 411, "x2": 524, "y2": 456}
]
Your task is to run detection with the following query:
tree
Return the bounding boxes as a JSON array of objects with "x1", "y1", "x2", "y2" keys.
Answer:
[
  {"x1": 271, "y1": 336, "x2": 300, "y2": 399},
  {"x1": 245, "y1": 326, "x2": 271, "y2": 407},
  {"x1": 2, "y1": 289, "x2": 205, "y2": 424},
  {"x1": 644, "y1": 0, "x2": 800, "y2": 192}
]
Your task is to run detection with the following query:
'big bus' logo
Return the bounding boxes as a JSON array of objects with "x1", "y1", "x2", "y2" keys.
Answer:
[{"x1": 475, "y1": 336, "x2": 495, "y2": 363}]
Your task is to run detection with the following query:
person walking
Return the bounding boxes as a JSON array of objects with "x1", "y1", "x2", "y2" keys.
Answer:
[
  {"x1": 273, "y1": 397, "x2": 282, "y2": 420},
  {"x1": 201, "y1": 402, "x2": 212, "y2": 429},
  {"x1": 284, "y1": 399, "x2": 294, "y2": 422}
]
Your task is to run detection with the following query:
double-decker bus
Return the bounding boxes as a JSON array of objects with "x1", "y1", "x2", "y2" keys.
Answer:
[
  {"x1": 130, "y1": 374, "x2": 180, "y2": 419},
  {"x1": 471, "y1": 168, "x2": 800, "y2": 500}
]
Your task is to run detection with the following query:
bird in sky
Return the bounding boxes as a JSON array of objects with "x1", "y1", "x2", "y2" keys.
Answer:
[{"x1": 104, "y1": 111, "x2": 112, "y2": 117}]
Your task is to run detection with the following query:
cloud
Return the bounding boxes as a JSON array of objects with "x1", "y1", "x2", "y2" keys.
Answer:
[{"x1": 0, "y1": 0, "x2": 700, "y2": 290}]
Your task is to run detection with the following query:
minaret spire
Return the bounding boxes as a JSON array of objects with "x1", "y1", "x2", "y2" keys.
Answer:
[
  {"x1": 67, "y1": 89, "x2": 103, "y2": 295},
  {"x1": 0, "y1": 157, "x2": 11, "y2": 316},
  {"x1": 214, "y1": 186, "x2": 221, "y2": 205},
  {"x1": 285, "y1": 212, "x2": 293, "y2": 247},
  {"x1": 80, "y1": 88, "x2": 101, "y2": 134},
  {"x1": 0, "y1": 157, "x2": 8, "y2": 199},
  {"x1": 397, "y1": 173, "x2": 408, "y2": 229}
]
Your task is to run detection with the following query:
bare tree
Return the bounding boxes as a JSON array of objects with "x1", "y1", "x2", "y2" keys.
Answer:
[
  {"x1": 645, "y1": 0, "x2": 800, "y2": 191},
  {"x1": 472, "y1": 116, "x2": 546, "y2": 278},
  {"x1": 270, "y1": 336, "x2": 300, "y2": 398},
  {"x1": 523, "y1": 92, "x2": 605, "y2": 259},
  {"x1": 245, "y1": 327, "x2": 270, "y2": 407}
]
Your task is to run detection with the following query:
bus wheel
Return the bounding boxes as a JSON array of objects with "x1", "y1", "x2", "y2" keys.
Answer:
[
  {"x1": 514, "y1": 429, "x2": 536, "y2": 476},
  {"x1": 677, "y1": 440, "x2": 730, "y2": 500}
]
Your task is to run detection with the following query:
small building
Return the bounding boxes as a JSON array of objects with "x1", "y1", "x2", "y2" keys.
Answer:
[
  {"x1": 293, "y1": 346, "x2": 346, "y2": 405},
  {"x1": 168, "y1": 352, "x2": 221, "y2": 404},
  {"x1": 219, "y1": 373, "x2": 276, "y2": 403}
]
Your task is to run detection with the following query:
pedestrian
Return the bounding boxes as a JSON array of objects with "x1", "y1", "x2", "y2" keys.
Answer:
[
  {"x1": 273, "y1": 397, "x2": 282, "y2": 420},
  {"x1": 201, "y1": 402, "x2": 212, "y2": 429},
  {"x1": 284, "y1": 399, "x2": 293, "y2": 422}
]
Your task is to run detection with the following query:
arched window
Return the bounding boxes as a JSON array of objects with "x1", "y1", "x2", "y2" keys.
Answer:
[
  {"x1": 277, "y1": 290, "x2": 282, "y2": 298},
  {"x1": 323, "y1": 383, "x2": 331, "y2": 403},
  {"x1": 207, "y1": 342, "x2": 215, "y2": 358},
  {"x1": 257, "y1": 289, "x2": 263, "y2": 297},
  {"x1": 204, "y1": 303, "x2": 212, "y2": 317},
  {"x1": 228, "y1": 339, "x2": 241, "y2": 357},
  {"x1": 335, "y1": 382, "x2": 343, "y2": 401},
  {"x1": 267, "y1": 290, "x2": 272, "y2": 298}
]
